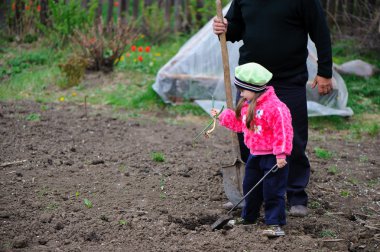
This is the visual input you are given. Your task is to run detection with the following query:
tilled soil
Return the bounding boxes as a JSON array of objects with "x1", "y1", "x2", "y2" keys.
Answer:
[{"x1": 0, "y1": 101, "x2": 379, "y2": 252}]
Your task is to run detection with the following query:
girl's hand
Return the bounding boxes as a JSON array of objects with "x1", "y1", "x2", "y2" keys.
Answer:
[
  {"x1": 276, "y1": 158, "x2": 287, "y2": 168},
  {"x1": 210, "y1": 108, "x2": 220, "y2": 117}
]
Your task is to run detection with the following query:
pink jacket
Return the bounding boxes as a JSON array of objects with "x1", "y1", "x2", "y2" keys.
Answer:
[{"x1": 219, "y1": 86, "x2": 293, "y2": 159}]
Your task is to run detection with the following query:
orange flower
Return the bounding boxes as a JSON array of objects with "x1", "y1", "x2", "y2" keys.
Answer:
[
  {"x1": 131, "y1": 45, "x2": 136, "y2": 52},
  {"x1": 37, "y1": 5, "x2": 41, "y2": 12},
  {"x1": 125, "y1": 53, "x2": 130, "y2": 57},
  {"x1": 114, "y1": 1, "x2": 119, "y2": 7},
  {"x1": 138, "y1": 56, "x2": 143, "y2": 62},
  {"x1": 25, "y1": 5, "x2": 30, "y2": 10},
  {"x1": 12, "y1": 3, "x2": 16, "y2": 11},
  {"x1": 145, "y1": 46, "x2": 151, "y2": 53},
  {"x1": 138, "y1": 46, "x2": 143, "y2": 52}
]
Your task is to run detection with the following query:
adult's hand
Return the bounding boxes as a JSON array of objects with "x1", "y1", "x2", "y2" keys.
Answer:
[
  {"x1": 213, "y1": 16, "x2": 228, "y2": 35},
  {"x1": 312, "y1": 75, "x2": 333, "y2": 95}
]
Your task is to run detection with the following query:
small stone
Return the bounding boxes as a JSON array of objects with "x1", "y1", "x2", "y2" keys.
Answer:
[
  {"x1": 13, "y1": 235, "x2": 28, "y2": 248},
  {"x1": 38, "y1": 238, "x2": 48, "y2": 245}
]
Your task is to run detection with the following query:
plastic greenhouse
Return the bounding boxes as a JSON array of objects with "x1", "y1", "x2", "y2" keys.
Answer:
[{"x1": 152, "y1": 4, "x2": 353, "y2": 117}]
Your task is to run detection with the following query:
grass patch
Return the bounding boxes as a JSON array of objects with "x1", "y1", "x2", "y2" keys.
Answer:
[
  {"x1": 151, "y1": 152, "x2": 165, "y2": 162},
  {"x1": 340, "y1": 190, "x2": 350, "y2": 197},
  {"x1": 314, "y1": 147, "x2": 333, "y2": 159},
  {"x1": 0, "y1": 37, "x2": 379, "y2": 120},
  {"x1": 327, "y1": 165, "x2": 338, "y2": 175},
  {"x1": 319, "y1": 229, "x2": 337, "y2": 238},
  {"x1": 25, "y1": 113, "x2": 41, "y2": 121},
  {"x1": 309, "y1": 201, "x2": 321, "y2": 209},
  {"x1": 45, "y1": 202, "x2": 59, "y2": 211},
  {"x1": 83, "y1": 198, "x2": 93, "y2": 208}
]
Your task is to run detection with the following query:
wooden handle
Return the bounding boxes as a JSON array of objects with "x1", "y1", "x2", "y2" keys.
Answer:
[
  {"x1": 216, "y1": 0, "x2": 233, "y2": 110},
  {"x1": 216, "y1": 0, "x2": 242, "y2": 162}
]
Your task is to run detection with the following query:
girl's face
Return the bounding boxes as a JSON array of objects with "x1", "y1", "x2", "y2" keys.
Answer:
[{"x1": 240, "y1": 89, "x2": 257, "y2": 101}]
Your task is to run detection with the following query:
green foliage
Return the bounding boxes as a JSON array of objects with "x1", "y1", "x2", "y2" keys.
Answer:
[
  {"x1": 41, "y1": 0, "x2": 98, "y2": 47},
  {"x1": 332, "y1": 39, "x2": 380, "y2": 115},
  {"x1": 314, "y1": 147, "x2": 333, "y2": 159},
  {"x1": 83, "y1": 198, "x2": 93, "y2": 208},
  {"x1": 118, "y1": 219, "x2": 127, "y2": 225},
  {"x1": 327, "y1": 165, "x2": 338, "y2": 175},
  {"x1": 344, "y1": 75, "x2": 380, "y2": 114},
  {"x1": 72, "y1": 18, "x2": 138, "y2": 73},
  {"x1": 0, "y1": 50, "x2": 49, "y2": 79},
  {"x1": 58, "y1": 54, "x2": 88, "y2": 89},
  {"x1": 25, "y1": 113, "x2": 41, "y2": 121},
  {"x1": 169, "y1": 103, "x2": 206, "y2": 116},
  {"x1": 348, "y1": 178, "x2": 358, "y2": 185},
  {"x1": 309, "y1": 201, "x2": 321, "y2": 209},
  {"x1": 152, "y1": 152, "x2": 165, "y2": 162},
  {"x1": 116, "y1": 35, "x2": 188, "y2": 75},
  {"x1": 319, "y1": 229, "x2": 337, "y2": 238},
  {"x1": 188, "y1": 0, "x2": 230, "y2": 30},
  {"x1": 141, "y1": 3, "x2": 169, "y2": 44},
  {"x1": 340, "y1": 190, "x2": 350, "y2": 197}
]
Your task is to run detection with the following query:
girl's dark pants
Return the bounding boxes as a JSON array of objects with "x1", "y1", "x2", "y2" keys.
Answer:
[
  {"x1": 242, "y1": 155, "x2": 289, "y2": 225},
  {"x1": 236, "y1": 72, "x2": 310, "y2": 207}
]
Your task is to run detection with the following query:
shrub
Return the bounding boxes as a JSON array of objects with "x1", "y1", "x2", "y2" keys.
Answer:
[
  {"x1": 58, "y1": 54, "x2": 88, "y2": 89},
  {"x1": 72, "y1": 18, "x2": 138, "y2": 73},
  {"x1": 41, "y1": 0, "x2": 98, "y2": 47},
  {"x1": 141, "y1": 3, "x2": 170, "y2": 44}
]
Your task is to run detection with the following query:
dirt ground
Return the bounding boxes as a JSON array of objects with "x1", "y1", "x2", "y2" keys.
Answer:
[{"x1": 0, "y1": 100, "x2": 379, "y2": 252}]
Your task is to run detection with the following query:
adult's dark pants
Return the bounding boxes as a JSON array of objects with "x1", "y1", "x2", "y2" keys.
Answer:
[{"x1": 236, "y1": 72, "x2": 310, "y2": 207}]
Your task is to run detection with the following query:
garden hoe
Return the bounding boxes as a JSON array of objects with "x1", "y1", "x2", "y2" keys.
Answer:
[
  {"x1": 211, "y1": 164, "x2": 278, "y2": 230},
  {"x1": 215, "y1": 0, "x2": 245, "y2": 206}
]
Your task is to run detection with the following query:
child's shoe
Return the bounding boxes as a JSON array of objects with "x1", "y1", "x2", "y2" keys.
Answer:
[
  {"x1": 262, "y1": 225, "x2": 285, "y2": 237},
  {"x1": 289, "y1": 205, "x2": 308, "y2": 217}
]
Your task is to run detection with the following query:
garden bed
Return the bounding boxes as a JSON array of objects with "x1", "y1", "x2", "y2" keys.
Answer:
[{"x1": 0, "y1": 101, "x2": 379, "y2": 251}]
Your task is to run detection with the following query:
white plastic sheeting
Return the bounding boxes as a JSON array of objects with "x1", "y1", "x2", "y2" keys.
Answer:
[{"x1": 152, "y1": 4, "x2": 353, "y2": 117}]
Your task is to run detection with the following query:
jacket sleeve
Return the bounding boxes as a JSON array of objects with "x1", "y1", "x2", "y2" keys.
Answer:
[
  {"x1": 218, "y1": 109, "x2": 243, "y2": 133},
  {"x1": 301, "y1": 0, "x2": 332, "y2": 78},
  {"x1": 225, "y1": 0, "x2": 244, "y2": 42},
  {"x1": 268, "y1": 105, "x2": 293, "y2": 158}
]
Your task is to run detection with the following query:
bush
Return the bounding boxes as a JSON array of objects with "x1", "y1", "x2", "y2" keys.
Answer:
[
  {"x1": 72, "y1": 18, "x2": 139, "y2": 73},
  {"x1": 41, "y1": 0, "x2": 98, "y2": 47},
  {"x1": 58, "y1": 54, "x2": 88, "y2": 89}
]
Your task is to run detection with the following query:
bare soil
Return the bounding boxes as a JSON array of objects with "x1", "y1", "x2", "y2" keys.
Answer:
[{"x1": 0, "y1": 101, "x2": 379, "y2": 252}]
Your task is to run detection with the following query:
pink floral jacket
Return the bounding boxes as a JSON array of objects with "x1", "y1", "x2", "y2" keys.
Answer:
[{"x1": 219, "y1": 86, "x2": 293, "y2": 159}]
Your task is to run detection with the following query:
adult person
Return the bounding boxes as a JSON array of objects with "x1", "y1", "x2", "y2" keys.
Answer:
[{"x1": 213, "y1": 0, "x2": 333, "y2": 217}]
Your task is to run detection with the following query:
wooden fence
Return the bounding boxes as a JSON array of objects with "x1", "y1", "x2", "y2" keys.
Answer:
[{"x1": 1, "y1": 0, "x2": 379, "y2": 45}]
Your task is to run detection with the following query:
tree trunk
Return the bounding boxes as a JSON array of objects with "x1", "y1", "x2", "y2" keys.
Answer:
[
  {"x1": 174, "y1": 0, "x2": 181, "y2": 32},
  {"x1": 81, "y1": 0, "x2": 88, "y2": 9},
  {"x1": 195, "y1": 0, "x2": 204, "y2": 27},
  {"x1": 107, "y1": 0, "x2": 115, "y2": 27},
  {"x1": 96, "y1": 0, "x2": 103, "y2": 25},
  {"x1": 120, "y1": 0, "x2": 128, "y2": 24},
  {"x1": 133, "y1": 0, "x2": 138, "y2": 19},
  {"x1": 0, "y1": 0, "x2": 10, "y2": 32}
]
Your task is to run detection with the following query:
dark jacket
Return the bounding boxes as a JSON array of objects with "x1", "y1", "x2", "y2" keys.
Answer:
[{"x1": 225, "y1": 0, "x2": 332, "y2": 80}]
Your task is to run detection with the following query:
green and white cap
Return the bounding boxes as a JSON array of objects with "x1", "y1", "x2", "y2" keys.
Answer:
[{"x1": 234, "y1": 62, "x2": 273, "y2": 92}]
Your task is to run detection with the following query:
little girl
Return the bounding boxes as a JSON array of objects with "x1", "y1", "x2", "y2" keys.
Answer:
[{"x1": 211, "y1": 62, "x2": 293, "y2": 237}]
